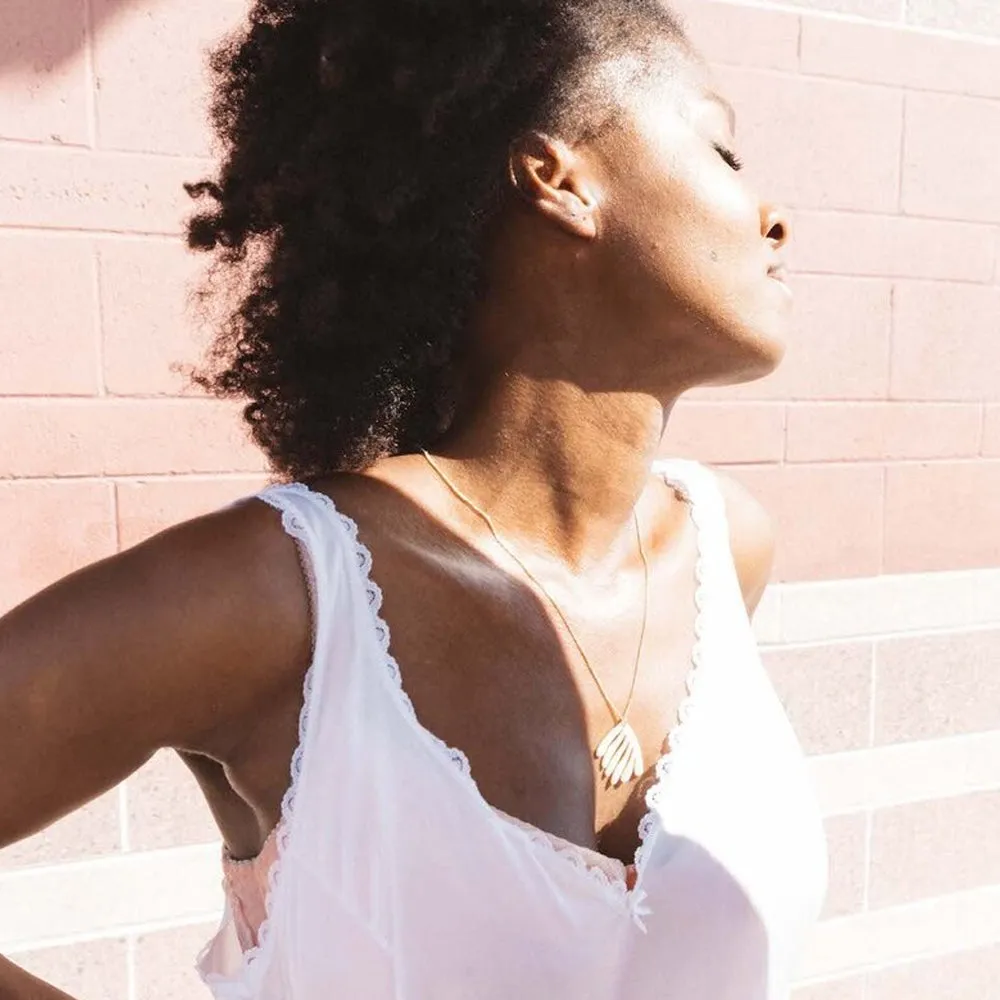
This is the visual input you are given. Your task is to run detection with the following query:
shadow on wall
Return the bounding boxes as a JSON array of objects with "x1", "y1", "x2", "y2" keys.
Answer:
[
  {"x1": 1, "y1": 0, "x2": 125, "y2": 75},
  {"x1": 0, "y1": 0, "x2": 244, "y2": 77}
]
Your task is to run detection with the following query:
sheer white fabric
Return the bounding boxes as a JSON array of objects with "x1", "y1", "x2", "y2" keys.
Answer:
[{"x1": 197, "y1": 459, "x2": 828, "y2": 1000}]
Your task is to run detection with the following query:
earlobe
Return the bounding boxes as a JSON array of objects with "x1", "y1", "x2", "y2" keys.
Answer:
[
  {"x1": 568, "y1": 187, "x2": 599, "y2": 237},
  {"x1": 557, "y1": 194, "x2": 598, "y2": 239},
  {"x1": 507, "y1": 133, "x2": 599, "y2": 240}
]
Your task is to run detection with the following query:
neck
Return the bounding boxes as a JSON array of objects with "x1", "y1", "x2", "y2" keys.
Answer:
[{"x1": 433, "y1": 371, "x2": 673, "y2": 573}]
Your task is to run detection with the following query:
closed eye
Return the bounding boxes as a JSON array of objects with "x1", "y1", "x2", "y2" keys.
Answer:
[{"x1": 714, "y1": 143, "x2": 743, "y2": 172}]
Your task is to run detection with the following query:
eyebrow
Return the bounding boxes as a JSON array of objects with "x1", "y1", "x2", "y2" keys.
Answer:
[{"x1": 707, "y1": 91, "x2": 737, "y2": 135}]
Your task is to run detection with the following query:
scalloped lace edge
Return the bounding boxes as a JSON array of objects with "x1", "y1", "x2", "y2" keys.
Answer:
[
  {"x1": 202, "y1": 465, "x2": 711, "y2": 982},
  {"x1": 632, "y1": 470, "x2": 708, "y2": 880},
  {"x1": 200, "y1": 487, "x2": 321, "y2": 998},
  {"x1": 334, "y1": 465, "x2": 710, "y2": 916},
  {"x1": 300, "y1": 485, "x2": 647, "y2": 906}
]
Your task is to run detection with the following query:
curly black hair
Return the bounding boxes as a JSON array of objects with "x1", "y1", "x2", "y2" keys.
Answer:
[{"x1": 186, "y1": 0, "x2": 689, "y2": 481}]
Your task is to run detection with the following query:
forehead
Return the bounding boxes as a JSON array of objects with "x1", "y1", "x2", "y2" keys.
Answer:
[
  {"x1": 671, "y1": 54, "x2": 735, "y2": 130},
  {"x1": 624, "y1": 46, "x2": 736, "y2": 134},
  {"x1": 706, "y1": 90, "x2": 736, "y2": 134}
]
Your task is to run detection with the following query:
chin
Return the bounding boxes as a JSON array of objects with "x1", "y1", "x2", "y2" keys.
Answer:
[
  {"x1": 702, "y1": 319, "x2": 789, "y2": 388},
  {"x1": 745, "y1": 330, "x2": 788, "y2": 378}
]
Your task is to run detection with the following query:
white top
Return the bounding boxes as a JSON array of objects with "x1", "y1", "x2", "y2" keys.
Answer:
[{"x1": 198, "y1": 459, "x2": 829, "y2": 1000}]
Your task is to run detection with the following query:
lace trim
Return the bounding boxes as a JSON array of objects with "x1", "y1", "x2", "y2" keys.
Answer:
[
  {"x1": 199, "y1": 488, "x2": 321, "y2": 998},
  {"x1": 326, "y1": 464, "x2": 711, "y2": 920},
  {"x1": 509, "y1": 820, "x2": 634, "y2": 900},
  {"x1": 289, "y1": 485, "x2": 650, "y2": 907},
  {"x1": 202, "y1": 464, "x2": 713, "y2": 967},
  {"x1": 305, "y1": 490, "x2": 476, "y2": 777},
  {"x1": 630, "y1": 466, "x2": 710, "y2": 911}
]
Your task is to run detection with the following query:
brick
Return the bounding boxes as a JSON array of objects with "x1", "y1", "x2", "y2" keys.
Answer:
[
  {"x1": 869, "y1": 791, "x2": 1000, "y2": 907},
  {"x1": 786, "y1": 403, "x2": 982, "y2": 462},
  {"x1": 730, "y1": 463, "x2": 884, "y2": 581},
  {"x1": 762, "y1": 642, "x2": 872, "y2": 755},
  {"x1": 865, "y1": 942, "x2": 1000, "y2": 1000},
  {"x1": 985, "y1": 405, "x2": 1000, "y2": 455},
  {"x1": 0, "y1": 481, "x2": 116, "y2": 615},
  {"x1": 128, "y1": 750, "x2": 219, "y2": 852},
  {"x1": 99, "y1": 238, "x2": 212, "y2": 395},
  {"x1": 715, "y1": 68, "x2": 902, "y2": 212},
  {"x1": 693, "y1": 276, "x2": 892, "y2": 402},
  {"x1": 903, "y1": 92, "x2": 1000, "y2": 223},
  {"x1": 891, "y1": 282, "x2": 1000, "y2": 401},
  {"x1": 0, "y1": 146, "x2": 209, "y2": 234},
  {"x1": 790, "y1": 211, "x2": 995, "y2": 282},
  {"x1": 907, "y1": 0, "x2": 1000, "y2": 39},
  {"x1": 751, "y1": 586, "x2": 782, "y2": 644},
  {"x1": 662, "y1": 402, "x2": 785, "y2": 464},
  {"x1": 801, "y1": 16, "x2": 1000, "y2": 99},
  {"x1": 884, "y1": 461, "x2": 1000, "y2": 572},
  {"x1": 874, "y1": 628, "x2": 1000, "y2": 744},
  {"x1": 14, "y1": 938, "x2": 128, "y2": 1000},
  {"x1": 0, "y1": 0, "x2": 89, "y2": 145},
  {"x1": 0, "y1": 236, "x2": 100, "y2": 395},
  {"x1": 821, "y1": 813, "x2": 867, "y2": 919},
  {"x1": 92, "y1": 0, "x2": 247, "y2": 157},
  {"x1": 670, "y1": 0, "x2": 800, "y2": 70},
  {"x1": 133, "y1": 922, "x2": 218, "y2": 1000},
  {"x1": 971, "y1": 568, "x2": 1000, "y2": 624},
  {"x1": 778, "y1": 0, "x2": 900, "y2": 20},
  {"x1": 0, "y1": 398, "x2": 266, "y2": 478},
  {"x1": 116, "y1": 475, "x2": 269, "y2": 550},
  {"x1": 780, "y1": 571, "x2": 993, "y2": 644},
  {"x1": 792, "y1": 979, "x2": 865, "y2": 1000},
  {"x1": 0, "y1": 790, "x2": 119, "y2": 871}
]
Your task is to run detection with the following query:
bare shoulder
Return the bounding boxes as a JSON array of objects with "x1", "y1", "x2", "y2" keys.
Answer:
[
  {"x1": 0, "y1": 490, "x2": 312, "y2": 852},
  {"x1": 105, "y1": 494, "x2": 314, "y2": 752},
  {"x1": 713, "y1": 472, "x2": 776, "y2": 616}
]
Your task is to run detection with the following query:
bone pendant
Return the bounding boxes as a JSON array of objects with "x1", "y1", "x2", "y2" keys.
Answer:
[{"x1": 595, "y1": 721, "x2": 644, "y2": 787}]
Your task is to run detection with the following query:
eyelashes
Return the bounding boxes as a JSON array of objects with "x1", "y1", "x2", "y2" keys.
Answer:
[{"x1": 714, "y1": 143, "x2": 744, "y2": 172}]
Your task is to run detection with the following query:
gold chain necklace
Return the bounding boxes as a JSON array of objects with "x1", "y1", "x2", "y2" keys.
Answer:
[{"x1": 421, "y1": 450, "x2": 650, "y2": 787}]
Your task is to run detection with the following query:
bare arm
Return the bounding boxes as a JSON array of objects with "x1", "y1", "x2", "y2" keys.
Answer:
[
  {"x1": 0, "y1": 957, "x2": 78, "y2": 1000},
  {"x1": 0, "y1": 500, "x2": 309, "y2": 997}
]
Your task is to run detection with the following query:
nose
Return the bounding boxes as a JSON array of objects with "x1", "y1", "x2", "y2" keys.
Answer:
[{"x1": 761, "y1": 203, "x2": 790, "y2": 250}]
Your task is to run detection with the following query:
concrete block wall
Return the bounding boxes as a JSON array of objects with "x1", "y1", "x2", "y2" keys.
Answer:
[{"x1": 1, "y1": 1, "x2": 998, "y2": 997}]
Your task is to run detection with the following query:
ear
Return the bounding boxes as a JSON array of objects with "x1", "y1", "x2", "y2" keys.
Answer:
[{"x1": 507, "y1": 132, "x2": 599, "y2": 240}]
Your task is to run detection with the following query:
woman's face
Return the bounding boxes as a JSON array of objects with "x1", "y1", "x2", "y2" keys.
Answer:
[{"x1": 585, "y1": 52, "x2": 792, "y2": 389}]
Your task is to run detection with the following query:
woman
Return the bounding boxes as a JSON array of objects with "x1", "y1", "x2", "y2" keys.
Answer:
[{"x1": 0, "y1": 0, "x2": 828, "y2": 997}]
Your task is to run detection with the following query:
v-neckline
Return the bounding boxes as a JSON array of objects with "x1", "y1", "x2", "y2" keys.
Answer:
[{"x1": 306, "y1": 460, "x2": 710, "y2": 921}]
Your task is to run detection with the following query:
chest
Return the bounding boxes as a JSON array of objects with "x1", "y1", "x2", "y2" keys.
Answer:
[
  {"x1": 274, "y1": 564, "x2": 828, "y2": 993},
  {"x1": 359, "y1": 515, "x2": 704, "y2": 862}
]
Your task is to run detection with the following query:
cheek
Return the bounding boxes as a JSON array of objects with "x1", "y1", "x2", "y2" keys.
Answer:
[
  {"x1": 617, "y1": 155, "x2": 760, "y2": 281},
  {"x1": 596, "y1": 132, "x2": 761, "y2": 299},
  {"x1": 683, "y1": 171, "x2": 762, "y2": 269},
  {"x1": 622, "y1": 116, "x2": 759, "y2": 263}
]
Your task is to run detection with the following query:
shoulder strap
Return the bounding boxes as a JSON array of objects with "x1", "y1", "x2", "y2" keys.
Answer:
[
  {"x1": 241, "y1": 483, "x2": 362, "y2": 882},
  {"x1": 256, "y1": 481, "x2": 370, "y2": 662},
  {"x1": 256, "y1": 485, "x2": 323, "y2": 641},
  {"x1": 653, "y1": 458, "x2": 728, "y2": 536},
  {"x1": 652, "y1": 459, "x2": 746, "y2": 616}
]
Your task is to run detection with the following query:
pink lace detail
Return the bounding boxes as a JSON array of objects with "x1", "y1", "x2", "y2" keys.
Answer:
[
  {"x1": 217, "y1": 463, "x2": 703, "y2": 963},
  {"x1": 222, "y1": 829, "x2": 282, "y2": 952},
  {"x1": 221, "y1": 814, "x2": 637, "y2": 952},
  {"x1": 492, "y1": 808, "x2": 638, "y2": 892}
]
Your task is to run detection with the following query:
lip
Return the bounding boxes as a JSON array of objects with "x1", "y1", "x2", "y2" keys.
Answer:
[{"x1": 768, "y1": 265, "x2": 792, "y2": 294}]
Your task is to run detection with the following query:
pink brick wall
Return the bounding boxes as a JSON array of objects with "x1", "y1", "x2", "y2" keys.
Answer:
[
  {"x1": 2, "y1": 2, "x2": 999, "y2": 999},
  {"x1": 1, "y1": 0, "x2": 998, "y2": 601},
  {"x1": 664, "y1": 0, "x2": 1000, "y2": 582},
  {"x1": 0, "y1": 0, "x2": 267, "y2": 621}
]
